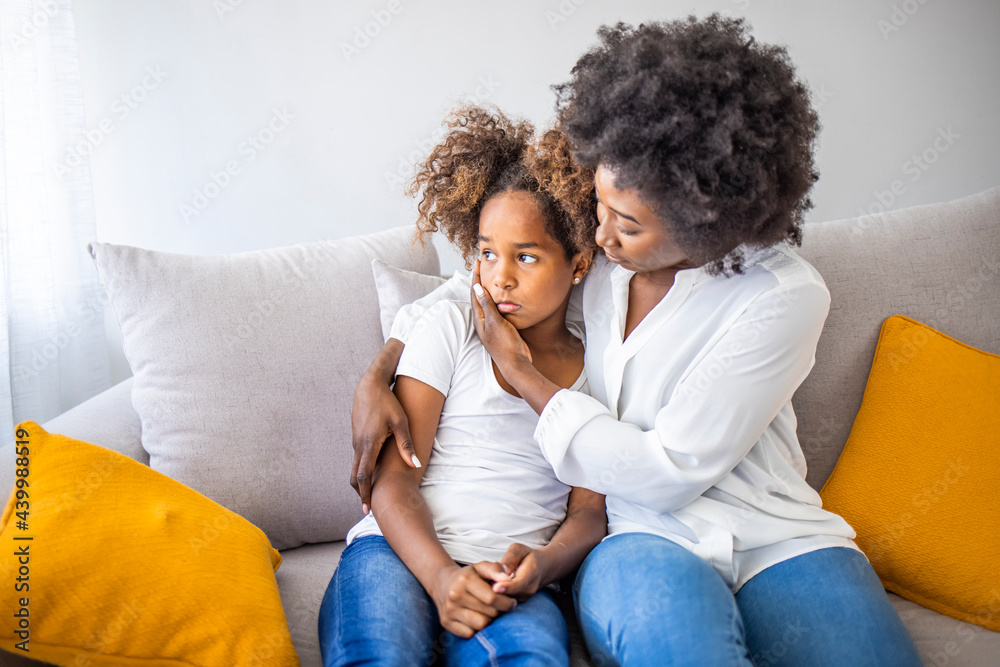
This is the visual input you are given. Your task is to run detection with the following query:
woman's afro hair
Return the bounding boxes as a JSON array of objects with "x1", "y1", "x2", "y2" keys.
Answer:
[
  {"x1": 555, "y1": 14, "x2": 821, "y2": 275},
  {"x1": 409, "y1": 105, "x2": 598, "y2": 269}
]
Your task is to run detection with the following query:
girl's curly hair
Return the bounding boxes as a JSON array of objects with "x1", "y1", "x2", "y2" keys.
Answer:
[
  {"x1": 555, "y1": 14, "x2": 821, "y2": 275},
  {"x1": 409, "y1": 105, "x2": 598, "y2": 269}
]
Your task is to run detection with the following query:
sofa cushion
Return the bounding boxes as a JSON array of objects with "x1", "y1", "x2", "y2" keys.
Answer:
[
  {"x1": 820, "y1": 315, "x2": 1000, "y2": 631},
  {"x1": 0, "y1": 422, "x2": 297, "y2": 667},
  {"x1": 89, "y1": 226, "x2": 439, "y2": 550},
  {"x1": 794, "y1": 186, "x2": 1000, "y2": 488}
]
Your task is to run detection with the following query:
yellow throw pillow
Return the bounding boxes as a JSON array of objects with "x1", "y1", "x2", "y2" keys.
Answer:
[
  {"x1": 820, "y1": 315, "x2": 1000, "y2": 631},
  {"x1": 0, "y1": 422, "x2": 299, "y2": 666}
]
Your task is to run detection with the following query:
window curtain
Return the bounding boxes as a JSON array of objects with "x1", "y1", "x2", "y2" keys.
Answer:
[{"x1": 1, "y1": 0, "x2": 110, "y2": 443}]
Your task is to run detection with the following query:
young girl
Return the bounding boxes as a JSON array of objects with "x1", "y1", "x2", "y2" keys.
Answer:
[{"x1": 318, "y1": 106, "x2": 607, "y2": 666}]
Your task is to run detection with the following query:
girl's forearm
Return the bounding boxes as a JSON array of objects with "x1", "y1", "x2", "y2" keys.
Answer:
[{"x1": 371, "y1": 470, "x2": 458, "y2": 592}]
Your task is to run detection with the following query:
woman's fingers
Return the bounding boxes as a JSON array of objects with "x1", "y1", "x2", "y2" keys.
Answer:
[{"x1": 390, "y1": 416, "x2": 420, "y2": 469}]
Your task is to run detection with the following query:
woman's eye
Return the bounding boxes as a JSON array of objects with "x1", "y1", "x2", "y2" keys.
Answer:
[
  {"x1": 618, "y1": 226, "x2": 638, "y2": 237},
  {"x1": 519, "y1": 254, "x2": 538, "y2": 264},
  {"x1": 480, "y1": 250, "x2": 495, "y2": 260}
]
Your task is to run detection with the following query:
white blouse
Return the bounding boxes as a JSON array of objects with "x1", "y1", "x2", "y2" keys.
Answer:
[{"x1": 390, "y1": 244, "x2": 860, "y2": 591}]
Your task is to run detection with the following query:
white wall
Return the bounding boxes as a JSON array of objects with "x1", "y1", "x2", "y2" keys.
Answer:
[{"x1": 69, "y1": 0, "x2": 1000, "y2": 383}]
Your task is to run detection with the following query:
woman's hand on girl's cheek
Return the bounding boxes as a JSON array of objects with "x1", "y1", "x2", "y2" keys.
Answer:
[{"x1": 471, "y1": 260, "x2": 532, "y2": 367}]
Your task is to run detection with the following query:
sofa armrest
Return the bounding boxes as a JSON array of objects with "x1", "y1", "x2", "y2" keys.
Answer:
[{"x1": 1, "y1": 378, "x2": 145, "y2": 500}]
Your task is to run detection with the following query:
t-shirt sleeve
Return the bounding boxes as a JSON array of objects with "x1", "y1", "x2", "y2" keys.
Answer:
[
  {"x1": 534, "y1": 278, "x2": 831, "y2": 514},
  {"x1": 388, "y1": 270, "x2": 471, "y2": 344},
  {"x1": 395, "y1": 300, "x2": 470, "y2": 397}
]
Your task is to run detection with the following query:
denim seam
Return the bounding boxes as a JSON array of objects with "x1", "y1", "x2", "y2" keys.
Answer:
[
  {"x1": 728, "y1": 605, "x2": 751, "y2": 666},
  {"x1": 474, "y1": 632, "x2": 501, "y2": 667},
  {"x1": 576, "y1": 601, "x2": 618, "y2": 665}
]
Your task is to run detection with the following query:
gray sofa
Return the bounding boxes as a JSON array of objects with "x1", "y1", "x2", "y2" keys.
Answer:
[{"x1": 3, "y1": 186, "x2": 998, "y2": 666}]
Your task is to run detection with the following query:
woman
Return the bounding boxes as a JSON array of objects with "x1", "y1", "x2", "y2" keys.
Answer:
[{"x1": 352, "y1": 15, "x2": 921, "y2": 666}]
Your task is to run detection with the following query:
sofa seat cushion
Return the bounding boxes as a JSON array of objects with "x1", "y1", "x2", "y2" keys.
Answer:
[
  {"x1": 890, "y1": 593, "x2": 1000, "y2": 666},
  {"x1": 275, "y1": 541, "x2": 346, "y2": 667}
]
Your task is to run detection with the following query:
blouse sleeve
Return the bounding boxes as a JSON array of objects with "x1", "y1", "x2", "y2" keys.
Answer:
[{"x1": 532, "y1": 279, "x2": 831, "y2": 514}]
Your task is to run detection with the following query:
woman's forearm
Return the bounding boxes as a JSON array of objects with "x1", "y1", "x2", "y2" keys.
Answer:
[
  {"x1": 365, "y1": 338, "x2": 405, "y2": 385},
  {"x1": 371, "y1": 470, "x2": 458, "y2": 592},
  {"x1": 502, "y1": 356, "x2": 562, "y2": 416},
  {"x1": 535, "y1": 490, "x2": 607, "y2": 586}
]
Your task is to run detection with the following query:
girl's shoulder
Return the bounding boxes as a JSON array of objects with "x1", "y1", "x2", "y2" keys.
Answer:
[{"x1": 408, "y1": 299, "x2": 478, "y2": 347}]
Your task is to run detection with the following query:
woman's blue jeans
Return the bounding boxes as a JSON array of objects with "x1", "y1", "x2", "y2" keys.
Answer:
[
  {"x1": 574, "y1": 533, "x2": 922, "y2": 666},
  {"x1": 318, "y1": 535, "x2": 570, "y2": 666}
]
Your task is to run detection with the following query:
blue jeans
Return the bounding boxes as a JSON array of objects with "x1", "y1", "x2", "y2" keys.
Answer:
[
  {"x1": 574, "y1": 533, "x2": 922, "y2": 666},
  {"x1": 318, "y1": 535, "x2": 570, "y2": 666}
]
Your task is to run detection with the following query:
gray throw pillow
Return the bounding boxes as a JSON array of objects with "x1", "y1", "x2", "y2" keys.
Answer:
[
  {"x1": 89, "y1": 226, "x2": 439, "y2": 549},
  {"x1": 371, "y1": 258, "x2": 448, "y2": 341}
]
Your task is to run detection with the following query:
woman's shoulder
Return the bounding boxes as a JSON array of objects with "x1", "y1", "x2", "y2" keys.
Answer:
[{"x1": 731, "y1": 243, "x2": 829, "y2": 297}]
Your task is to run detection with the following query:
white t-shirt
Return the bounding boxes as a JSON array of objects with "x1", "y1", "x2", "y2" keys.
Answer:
[
  {"x1": 390, "y1": 246, "x2": 860, "y2": 591},
  {"x1": 348, "y1": 299, "x2": 588, "y2": 565}
]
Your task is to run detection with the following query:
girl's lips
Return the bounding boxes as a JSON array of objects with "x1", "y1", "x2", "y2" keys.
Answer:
[
  {"x1": 497, "y1": 303, "x2": 521, "y2": 313},
  {"x1": 605, "y1": 253, "x2": 624, "y2": 265}
]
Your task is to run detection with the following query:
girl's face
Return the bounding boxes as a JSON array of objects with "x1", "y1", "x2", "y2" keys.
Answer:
[
  {"x1": 593, "y1": 164, "x2": 697, "y2": 275},
  {"x1": 477, "y1": 191, "x2": 588, "y2": 331}
]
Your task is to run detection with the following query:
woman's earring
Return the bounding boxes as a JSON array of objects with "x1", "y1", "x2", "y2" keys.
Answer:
[{"x1": 573, "y1": 277, "x2": 581, "y2": 284}]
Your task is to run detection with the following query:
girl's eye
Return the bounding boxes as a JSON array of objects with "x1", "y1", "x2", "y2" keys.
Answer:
[
  {"x1": 518, "y1": 254, "x2": 538, "y2": 264},
  {"x1": 618, "y1": 226, "x2": 638, "y2": 237},
  {"x1": 481, "y1": 249, "x2": 495, "y2": 260}
]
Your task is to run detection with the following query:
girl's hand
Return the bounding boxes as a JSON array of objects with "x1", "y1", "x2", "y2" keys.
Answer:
[
  {"x1": 471, "y1": 260, "x2": 532, "y2": 370},
  {"x1": 490, "y1": 543, "x2": 544, "y2": 602},
  {"x1": 432, "y1": 563, "x2": 517, "y2": 638}
]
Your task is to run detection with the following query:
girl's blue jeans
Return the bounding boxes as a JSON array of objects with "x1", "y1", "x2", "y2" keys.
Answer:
[
  {"x1": 318, "y1": 535, "x2": 570, "y2": 666},
  {"x1": 574, "y1": 532, "x2": 923, "y2": 666}
]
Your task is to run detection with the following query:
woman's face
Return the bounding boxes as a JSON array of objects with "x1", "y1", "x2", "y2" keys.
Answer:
[
  {"x1": 477, "y1": 191, "x2": 586, "y2": 331},
  {"x1": 593, "y1": 164, "x2": 696, "y2": 275}
]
